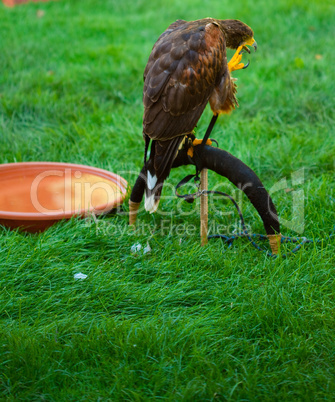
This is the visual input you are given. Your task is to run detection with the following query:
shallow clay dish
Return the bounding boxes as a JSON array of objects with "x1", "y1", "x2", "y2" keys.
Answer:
[
  {"x1": 0, "y1": 162, "x2": 128, "y2": 232},
  {"x1": 2, "y1": 0, "x2": 52, "y2": 7}
]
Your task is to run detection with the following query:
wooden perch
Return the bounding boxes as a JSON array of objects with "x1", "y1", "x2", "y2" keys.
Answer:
[{"x1": 129, "y1": 144, "x2": 281, "y2": 254}]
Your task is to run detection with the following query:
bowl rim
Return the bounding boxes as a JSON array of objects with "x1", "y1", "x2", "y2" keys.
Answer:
[{"x1": 0, "y1": 161, "x2": 128, "y2": 221}]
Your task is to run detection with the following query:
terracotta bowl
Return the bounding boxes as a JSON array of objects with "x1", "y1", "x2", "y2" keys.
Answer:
[
  {"x1": 0, "y1": 162, "x2": 128, "y2": 232},
  {"x1": 2, "y1": 0, "x2": 52, "y2": 7}
]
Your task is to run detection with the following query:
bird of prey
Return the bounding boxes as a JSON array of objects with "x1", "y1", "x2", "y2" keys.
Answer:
[{"x1": 143, "y1": 18, "x2": 257, "y2": 212}]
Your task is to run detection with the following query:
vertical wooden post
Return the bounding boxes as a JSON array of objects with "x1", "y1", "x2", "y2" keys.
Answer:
[
  {"x1": 200, "y1": 168, "x2": 208, "y2": 246},
  {"x1": 267, "y1": 234, "x2": 282, "y2": 255},
  {"x1": 129, "y1": 200, "x2": 141, "y2": 226}
]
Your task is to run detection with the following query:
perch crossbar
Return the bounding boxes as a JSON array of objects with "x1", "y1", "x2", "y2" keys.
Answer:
[{"x1": 129, "y1": 141, "x2": 282, "y2": 255}]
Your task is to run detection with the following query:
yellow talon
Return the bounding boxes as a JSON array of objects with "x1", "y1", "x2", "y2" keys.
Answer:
[
  {"x1": 228, "y1": 45, "x2": 245, "y2": 72},
  {"x1": 228, "y1": 37, "x2": 256, "y2": 72},
  {"x1": 187, "y1": 138, "x2": 212, "y2": 158}
]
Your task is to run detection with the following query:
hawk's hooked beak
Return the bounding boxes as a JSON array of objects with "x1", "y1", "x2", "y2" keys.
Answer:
[
  {"x1": 238, "y1": 37, "x2": 257, "y2": 70},
  {"x1": 239, "y1": 38, "x2": 258, "y2": 54}
]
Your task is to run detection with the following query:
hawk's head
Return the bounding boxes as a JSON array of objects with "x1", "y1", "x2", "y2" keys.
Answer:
[{"x1": 219, "y1": 19, "x2": 257, "y2": 52}]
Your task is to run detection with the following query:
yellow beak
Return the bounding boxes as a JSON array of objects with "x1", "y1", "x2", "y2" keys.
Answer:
[{"x1": 243, "y1": 37, "x2": 257, "y2": 51}]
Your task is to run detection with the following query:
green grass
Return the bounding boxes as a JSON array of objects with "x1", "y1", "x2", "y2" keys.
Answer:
[{"x1": 0, "y1": 0, "x2": 335, "y2": 400}]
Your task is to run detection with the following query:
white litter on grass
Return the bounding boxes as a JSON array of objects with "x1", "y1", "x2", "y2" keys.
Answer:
[
  {"x1": 131, "y1": 243, "x2": 142, "y2": 253},
  {"x1": 143, "y1": 242, "x2": 151, "y2": 254},
  {"x1": 74, "y1": 272, "x2": 88, "y2": 280},
  {"x1": 131, "y1": 242, "x2": 152, "y2": 255}
]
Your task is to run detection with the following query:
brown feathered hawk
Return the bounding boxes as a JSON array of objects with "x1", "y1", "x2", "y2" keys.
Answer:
[{"x1": 143, "y1": 18, "x2": 257, "y2": 212}]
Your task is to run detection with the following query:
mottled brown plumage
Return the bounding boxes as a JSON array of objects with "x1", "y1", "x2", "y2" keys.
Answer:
[{"x1": 143, "y1": 18, "x2": 256, "y2": 212}]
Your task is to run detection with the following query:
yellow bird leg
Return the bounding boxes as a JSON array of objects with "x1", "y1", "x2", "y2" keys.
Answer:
[
  {"x1": 228, "y1": 45, "x2": 245, "y2": 72},
  {"x1": 187, "y1": 147, "x2": 194, "y2": 158},
  {"x1": 187, "y1": 138, "x2": 212, "y2": 158},
  {"x1": 192, "y1": 138, "x2": 212, "y2": 146}
]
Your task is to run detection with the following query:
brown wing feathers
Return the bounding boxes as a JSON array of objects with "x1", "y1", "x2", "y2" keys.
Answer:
[
  {"x1": 154, "y1": 137, "x2": 184, "y2": 178},
  {"x1": 143, "y1": 20, "x2": 225, "y2": 141}
]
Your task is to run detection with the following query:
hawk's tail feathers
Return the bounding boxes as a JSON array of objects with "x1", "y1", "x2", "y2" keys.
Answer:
[
  {"x1": 144, "y1": 168, "x2": 163, "y2": 213},
  {"x1": 144, "y1": 136, "x2": 184, "y2": 213}
]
